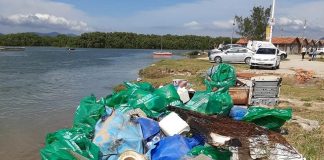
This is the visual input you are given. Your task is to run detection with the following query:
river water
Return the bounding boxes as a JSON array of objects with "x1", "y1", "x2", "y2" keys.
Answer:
[{"x1": 0, "y1": 47, "x2": 182, "y2": 160}]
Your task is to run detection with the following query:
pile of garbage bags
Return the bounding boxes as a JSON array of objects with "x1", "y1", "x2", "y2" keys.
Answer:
[{"x1": 40, "y1": 64, "x2": 304, "y2": 160}]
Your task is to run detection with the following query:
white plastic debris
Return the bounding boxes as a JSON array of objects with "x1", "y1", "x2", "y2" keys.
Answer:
[
  {"x1": 177, "y1": 87, "x2": 190, "y2": 103},
  {"x1": 159, "y1": 112, "x2": 190, "y2": 136},
  {"x1": 209, "y1": 133, "x2": 231, "y2": 146}
]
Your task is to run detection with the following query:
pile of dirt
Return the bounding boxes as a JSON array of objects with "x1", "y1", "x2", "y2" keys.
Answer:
[{"x1": 294, "y1": 69, "x2": 315, "y2": 83}]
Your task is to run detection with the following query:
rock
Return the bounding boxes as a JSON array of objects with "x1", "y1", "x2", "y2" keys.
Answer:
[{"x1": 290, "y1": 115, "x2": 320, "y2": 131}]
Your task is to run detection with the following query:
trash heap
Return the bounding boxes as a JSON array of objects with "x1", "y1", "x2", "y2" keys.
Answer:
[{"x1": 40, "y1": 64, "x2": 304, "y2": 160}]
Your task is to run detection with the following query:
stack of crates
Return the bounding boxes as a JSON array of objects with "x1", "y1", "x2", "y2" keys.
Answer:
[{"x1": 249, "y1": 76, "x2": 282, "y2": 106}]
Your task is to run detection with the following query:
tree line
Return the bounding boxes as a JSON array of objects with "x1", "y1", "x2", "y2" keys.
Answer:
[{"x1": 0, "y1": 32, "x2": 236, "y2": 50}]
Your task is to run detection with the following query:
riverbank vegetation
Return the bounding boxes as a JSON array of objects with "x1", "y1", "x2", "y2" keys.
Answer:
[{"x1": 0, "y1": 32, "x2": 237, "y2": 50}]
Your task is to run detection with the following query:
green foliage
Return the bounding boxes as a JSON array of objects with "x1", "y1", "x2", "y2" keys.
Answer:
[
  {"x1": 235, "y1": 6, "x2": 271, "y2": 40},
  {"x1": 0, "y1": 32, "x2": 234, "y2": 49}
]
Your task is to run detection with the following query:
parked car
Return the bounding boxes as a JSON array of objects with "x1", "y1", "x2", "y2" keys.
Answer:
[
  {"x1": 316, "y1": 48, "x2": 324, "y2": 55},
  {"x1": 250, "y1": 47, "x2": 281, "y2": 70},
  {"x1": 209, "y1": 47, "x2": 254, "y2": 64},
  {"x1": 247, "y1": 40, "x2": 287, "y2": 60},
  {"x1": 219, "y1": 44, "x2": 243, "y2": 51}
]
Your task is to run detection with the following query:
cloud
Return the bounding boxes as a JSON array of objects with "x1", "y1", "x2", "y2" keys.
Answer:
[
  {"x1": 0, "y1": 13, "x2": 91, "y2": 32},
  {"x1": 0, "y1": 0, "x2": 92, "y2": 33},
  {"x1": 212, "y1": 20, "x2": 234, "y2": 29},
  {"x1": 277, "y1": 17, "x2": 304, "y2": 26},
  {"x1": 184, "y1": 21, "x2": 202, "y2": 30}
]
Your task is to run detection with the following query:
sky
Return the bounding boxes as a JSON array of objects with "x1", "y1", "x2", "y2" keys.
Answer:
[{"x1": 0, "y1": 0, "x2": 323, "y2": 39}]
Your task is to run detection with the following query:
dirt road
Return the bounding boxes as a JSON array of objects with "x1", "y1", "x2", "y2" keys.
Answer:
[
  {"x1": 201, "y1": 55, "x2": 324, "y2": 77},
  {"x1": 249, "y1": 55, "x2": 324, "y2": 77}
]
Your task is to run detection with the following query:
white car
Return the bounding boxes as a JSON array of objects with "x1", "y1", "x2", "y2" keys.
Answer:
[
  {"x1": 247, "y1": 40, "x2": 287, "y2": 60},
  {"x1": 316, "y1": 48, "x2": 324, "y2": 55},
  {"x1": 250, "y1": 48, "x2": 281, "y2": 70},
  {"x1": 209, "y1": 47, "x2": 254, "y2": 64}
]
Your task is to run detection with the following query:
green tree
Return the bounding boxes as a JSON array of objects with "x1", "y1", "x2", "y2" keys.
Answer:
[{"x1": 235, "y1": 6, "x2": 271, "y2": 40}]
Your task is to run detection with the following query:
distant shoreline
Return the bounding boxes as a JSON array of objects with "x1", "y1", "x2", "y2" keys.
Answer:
[{"x1": 0, "y1": 32, "x2": 236, "y2": 50}]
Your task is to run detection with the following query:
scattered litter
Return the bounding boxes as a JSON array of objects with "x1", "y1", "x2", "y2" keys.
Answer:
[
  {"x1": 290, "y1": 115, "x2": 320, "y2": 131},
  {"x1": 40, "y1": 64, "x2": 305, "y2": 160}
]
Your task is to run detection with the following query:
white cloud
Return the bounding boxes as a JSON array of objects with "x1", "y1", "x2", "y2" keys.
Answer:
[
  {"x1": 0, "y1": 13, "x2": 91, "y2": 32},
  {"x1": 212, "y1": 20, "x2": 234, "y2": 29},
  {"x1": 184, "y1": 21, "x2": 202, "y2": 30},
  {"x1": 277, "y1": 17, "x2": 304, "y2": 26},
  {"x1": 0, "y1": 0, "x2": 92, "y2": 33}
]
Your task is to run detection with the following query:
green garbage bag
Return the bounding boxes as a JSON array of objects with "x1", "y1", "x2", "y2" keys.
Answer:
[
  {"x1": 127, "y1": 88, "x2": 166, "y2": 118},
  {"x1": 242, "y1": 107, "x2": 292, "y2": 131},
  {"x1": 73, "y1": 95, "x2": 106, "y2": 136},
  {"x1": 183, "y1": 90, "x2": 233, "y2": 115},
  {"x1": 40, "y1": 128, "x2": 100, "y2": 160},
  {"x1": 124, "y1": 81, "x2": 155, "y2": 92},
  {"x1": 189, "y1": 146, "x2": 232, "y2": 160},
  {"x1": 105, "y1": 89, "x2": 130, "y2": 107},
  {"x1": 154, "y1": 84, "x2": 183, "y2": 107},
  {"x1": 205, "y1": 64, "x2": 236, "y2": 91}
]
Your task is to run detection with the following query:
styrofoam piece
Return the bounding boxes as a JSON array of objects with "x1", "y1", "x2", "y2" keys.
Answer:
[
  {"x1": 159, "y1": 112, "x2": 190, "y2": 136},
  {"x1": 209, "y1": 133, "x2": 231, "y2": 146},
  {"x1": 177, "y1": 87, "x2": 190, "y2": 103}
]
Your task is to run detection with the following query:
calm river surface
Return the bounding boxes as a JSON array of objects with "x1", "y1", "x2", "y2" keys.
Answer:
[{"x1": 0, "y1": 47, "x2": 182, "y2": 160}]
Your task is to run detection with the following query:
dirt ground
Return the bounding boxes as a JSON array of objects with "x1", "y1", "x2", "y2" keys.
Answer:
[
  {"x1": 248, "y1": 55, "x2": 324, "y2": 78},
  {"x1": 200, "y1": 54, "x2": 324, "y2": 77}
]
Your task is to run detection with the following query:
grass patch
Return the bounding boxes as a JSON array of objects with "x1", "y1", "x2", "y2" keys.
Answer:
[
  {"x1": 139, "y1": 58, "x2": 248, "y2": 90},
  {"x1": 303, "y1": 102, "x2": 312, "y2": 107},
  {"x1": 301, "y1": 97, "x2": 311, "y2": 101},
  {"x1": 281, "y1": 76, "x2": 324, "y2": 102},
  {"x1": 282, "y1": 107, "x2": 324, "y2": 159}
]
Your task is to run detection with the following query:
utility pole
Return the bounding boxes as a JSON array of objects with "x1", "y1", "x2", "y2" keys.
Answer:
[
  {"x1": 231, "y1": 16, "x2": 236, "y2": 44},
  {"x1": 269, "y1": 0, "x2": 276, "y2": 43},
  {"x1": 303, "y1": 19, "x2": 307, "y2": 38}
]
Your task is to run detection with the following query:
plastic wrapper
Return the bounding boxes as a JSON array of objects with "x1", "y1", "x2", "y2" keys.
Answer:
[
  {"x1": 229, "y1": 105, "x2": 248, "y2": 121},
  {"x1": 136, "y1": 117, "x2": 160, "y2": 140},
  {"x1": 151, "y1": 134, "x2": 203, "y2": 160},
  {"x1": 92, "y1": 108, "x2": 143, "y2": 160}
]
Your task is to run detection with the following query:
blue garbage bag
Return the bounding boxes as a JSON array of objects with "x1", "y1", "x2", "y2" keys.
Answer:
[
  {"x1": 92, "y1": 108, "x2": 144, "y2": 160},
  {"x1": 229, "y1": 105, "x2": 248, "y2": 121},
  {"x1": 136, "y1": 117, "x2": 160, "y2": 140},
  {"x1": 151, "y1": 135, "x2": 203, "y2": 160}
]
